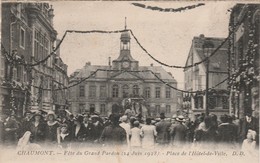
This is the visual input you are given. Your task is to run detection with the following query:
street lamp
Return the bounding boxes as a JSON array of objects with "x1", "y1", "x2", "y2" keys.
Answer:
[{"x1": 202, "y1": 40, "x2": 214, "y2": 116}]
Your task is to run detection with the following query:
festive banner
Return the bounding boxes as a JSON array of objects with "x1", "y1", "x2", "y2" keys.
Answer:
[{"x1": 132, "y1": 3, "x2": 205, "y2": 13}]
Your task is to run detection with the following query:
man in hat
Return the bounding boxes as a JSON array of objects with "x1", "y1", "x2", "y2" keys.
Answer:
[
  {"x1": 170, "y1": 115, "x2": 187, "y2": 147},
  {"x1": 155, "y1": 113, "x2": 172, "y2": 146},
  {"x1": 18, "y1": 111, "x2": 33, "y2": 139},
  {"x1": 72, "y1": 114, "x2": 87, "y2": 143},
  {"x1": 99, "y1": 114, "x2": 126, "y2": 146},
  {"x1": 217, "y1": 114, "x2": 237, "y2": 144},
  {"x1": 90, "y1": 115, "x2": 104, "y2": 143}
]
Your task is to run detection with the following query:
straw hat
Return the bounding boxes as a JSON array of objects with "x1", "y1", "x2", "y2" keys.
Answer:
[{"x1": 176, "y1": 115, "x2": 185, "y2": 122}]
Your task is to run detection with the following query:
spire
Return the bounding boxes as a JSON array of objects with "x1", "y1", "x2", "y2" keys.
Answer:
[{"x1": 125, "y1": 17, "x2": 127, "y2": 30}]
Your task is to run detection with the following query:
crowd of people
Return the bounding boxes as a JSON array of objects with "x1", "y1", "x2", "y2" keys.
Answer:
[{"x1": 0, "y1": 109, "x2": 258, "y2": 152}]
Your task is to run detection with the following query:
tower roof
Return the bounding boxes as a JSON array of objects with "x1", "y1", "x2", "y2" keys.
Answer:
[
  {"x1": 120, "y1": 31, "x2": 131, "y2": 40},
  {"x1": 121, "y1": 17, "x2": 130, "y2": 41}
]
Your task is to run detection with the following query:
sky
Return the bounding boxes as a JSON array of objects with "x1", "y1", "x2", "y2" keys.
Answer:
[{"x1": 51, "y1": 1, "x2": 236, "y2": 89}]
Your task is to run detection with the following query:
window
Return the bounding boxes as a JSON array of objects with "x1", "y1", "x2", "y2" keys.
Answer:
[
  {"x1": 100, "y1": 104, "x2": 106, "y2": 115},
  {"x1": 209, "y1": 96, "x2": 229, "y2": 109},
  {"x1": 166, "y1": 105, "x2": 171, "y2": 114},
  {"x1": 100, "y1": 86, "x2": 106, "y2": 98},
  {"x1": 112, "y1": 85, "x2": 119, "y2": 98},
  {"x1": 222, "y1": 96, "x2": 229, "y2": 109},
  {"x1": 90, "y1": 104, "x2": 95, "y2": 113},
  {"x1": 79, "y1": 104, "x2": 85, "y2": 113},
  {"x1": 133, "y1": 85, "x2": 139, "y2": 96},
  {"x1": 89, "y1": 86, "x2": 96, "y2": 98},
  {"x1": 144, "y1": 87, "x2": 150, "y2": 98},
  {"x1": 155, "y1": 87, "x2": 161, "y2": 98},
  {"x1": 17, "y1": 66, "x2": 23, "y2": 82},
  {"x1": 122, "y1": 85, "x2": 129, "y2": 98},
  {"x1": 166, "y1": 87, "x2": 171, "y2": 98},
  {"x1": 0, "y1": 55, "x2": 5, "y2": 77},
  {"x1": 79, "y1": 85, "x2": 85, "y2": 97},
  {"x1": 155, "y1": 105, "x2": 160, "y2": 115},
  {"x1": 13, "y1": 68, "x2": 17, "y2": 81},
  {"x1": 146, "y1": 105, "x2": 150, "y2": 115},
  {"x1": 194, "y1": 95, "x2": 203, "y2": 109},
  {"x1": 34, "y1": 29, "x2": 49, "y2": 61},
  {"x1": 20, "y1": 27, "x2": 25, "y2": 48},
  {"x1": 23, "y1": 71, "x2": 27, "y2": 83}
]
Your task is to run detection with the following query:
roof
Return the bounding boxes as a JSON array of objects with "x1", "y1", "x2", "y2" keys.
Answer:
[
  {"x1": 70, "y1": 65, "x2": 176, "y2": 82},
  {"x1": 139, "y1": 66, "x2": 176, "y2": 81},
  {"x1": 120, "y1": 31, "x2": 131, "y2": 40},
  {"x1": 184, "y1": 35, "x2": 229, "y2": 72},
  {"x1": 74, "y1": 65, "x2": 110, "y2": 79}
]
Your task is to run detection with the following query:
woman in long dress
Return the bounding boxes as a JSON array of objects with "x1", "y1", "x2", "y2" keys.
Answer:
[
  {"x1": 29, "y1": 111, "x2": 47, "y2": 145},
  {"x1": 129, "y1": 121, "x2": 143, "y2": 149},
  {"x1": 141, "y1": 118, "x2": 157, "y2": 149},
  {"x1": 45, "y1": 111, "x2": 60, "y2": 147}
]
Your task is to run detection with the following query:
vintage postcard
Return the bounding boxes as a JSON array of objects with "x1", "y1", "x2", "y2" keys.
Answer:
[{"x1": 0, "y1": 1, "x2": 259, "y2": 163}]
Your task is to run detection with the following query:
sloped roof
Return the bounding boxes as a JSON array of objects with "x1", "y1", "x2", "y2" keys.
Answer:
[
  {"x1": 195, "y1": 48, "x2": 228, "y2": 72},
  {"x1": 70, "y1": 65, "x2": 176, "y2": 83},
  {"x1": 72, "y1": 65, "x2": 110, "y2": 79},
  {"x1": 184, "y1": 35, "x2": 229, "y2": 72},
  {"x1": 139, "y1": 66, "x2": 176, "y2": 82}
]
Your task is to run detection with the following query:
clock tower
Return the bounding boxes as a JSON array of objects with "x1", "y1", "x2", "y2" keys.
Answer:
[{"x1": 112, "y1": 18, "x2": 139, "y2": 71}]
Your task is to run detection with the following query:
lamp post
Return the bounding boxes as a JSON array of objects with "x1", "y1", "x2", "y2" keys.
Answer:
[{"x1": 202, "y1": 41, "x2": 214, "y2": 116}]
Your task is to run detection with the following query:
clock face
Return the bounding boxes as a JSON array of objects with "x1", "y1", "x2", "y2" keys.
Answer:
[{"x1": 122, "y1": 61, "x2": 130, "y2": 68}]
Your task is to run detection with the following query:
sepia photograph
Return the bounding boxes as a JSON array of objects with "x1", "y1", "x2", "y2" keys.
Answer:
[{"x1": 0, "y1": 1, "x2": 259, "y2": 163}]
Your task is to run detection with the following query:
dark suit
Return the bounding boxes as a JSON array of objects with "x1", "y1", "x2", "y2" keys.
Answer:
[
  {"x1": 99, "y1": 124, "x2": 126, "y2": 146},
  {"x1": 218, "y1": 123, "x2": 238, "y2": 143},
  {"x1": 239, "y1": 116, "x2": 259, "y2": 143},
  {"x1": 29, "y1": 121, "x2": 47, "y2": 143},
  {"x1": 156, "y1": 120, "x2": 172, "y2": 145},
  {"x1": 170, "y1": 123, "x2": 187, "y2": 146},
  {"x1": 71, "y1": 124, "x2": 87, "y2": 142}
]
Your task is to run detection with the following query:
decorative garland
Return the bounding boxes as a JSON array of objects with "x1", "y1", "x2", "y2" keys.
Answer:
[
  {"x1": 131, "y1": 3, "x2": 205, "y2": 13},
  {"x1": 228, "y1": 5, "x2": 259, "y2": 115},
  {"x1": 1, "y1": 27, "x2": 237, "y2": 70},
  {"x1": 32, "y1": 68, "x2": 229, "y2": 94}
]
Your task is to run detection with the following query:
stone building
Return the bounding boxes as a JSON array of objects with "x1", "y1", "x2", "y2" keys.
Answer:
[
  {"x1": 184, "y1": 34, "x2": 229, "y2": 119},
  {"x1": 1, "y1": 3, "x2": 68, "y2": 116},
  {"x1": 52, "y1": 40, "x2": 69, "y2": 112},
  {"x1": 69, "y1": 30, "x2": 178, "y2": 118},
  {"x1": 228, "y1": 4, "x2": 260, "y2": 118}
]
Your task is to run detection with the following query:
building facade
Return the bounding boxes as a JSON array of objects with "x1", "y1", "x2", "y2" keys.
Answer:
[
  {"x1": 228, "y1": 4, "x2": 260, "y2": 118},
  {"x1": 1, "y1": 3, "x2": 68, "y2": 117},
  {"x1": 69, "y1": 31, "x2": 178, "y2": 118},
  {"x1": 184, "y1": 34, "x2": 229, "y2": 119},
  {"x1": 52, "y1": 40, "x2": 69, "y2": 112}
]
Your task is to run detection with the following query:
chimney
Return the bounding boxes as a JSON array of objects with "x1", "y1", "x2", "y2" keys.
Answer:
[
  {"x1": 150, "y1": 63, "x2": 153, "y2": 67},
  {"x1": 199, "y1": 34, "x2": 205, "y2": 38},
  {"x1": 85, "y1": 62, "x2": 91, "y2": 66},
  {"x1": 48, "y1": 5, "x2": 54, "y2": 26},
  {"x1": 108, "y1": 57, "x2": 111, "y2": 66}
]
